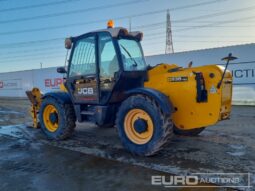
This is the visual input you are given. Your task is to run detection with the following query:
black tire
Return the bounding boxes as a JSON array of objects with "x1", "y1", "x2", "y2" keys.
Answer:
[
  {"x1": 173, "y1": 126, "x2": 205, "y2": 136},
  {"x1": 39, "y1": 97, "x2": 76, "y2": 140},
  {"x1": 116, "y1": 94, "x2": 173, "y2": 156}
]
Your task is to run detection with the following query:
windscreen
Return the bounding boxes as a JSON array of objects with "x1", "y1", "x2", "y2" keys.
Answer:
[{"x1": 118, "y1": 38, "x2": 146, "y2": 71}]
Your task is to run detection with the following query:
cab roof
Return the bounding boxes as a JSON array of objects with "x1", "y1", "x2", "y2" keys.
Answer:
[{"x1": 73, "y1": 27, "x2": 143, "y2": 41}]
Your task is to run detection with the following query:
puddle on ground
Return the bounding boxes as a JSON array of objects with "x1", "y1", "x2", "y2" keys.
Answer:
[
  {"x1": 226, "y1": 151, "x2": 246, "y2": 157},
  {"x1": 227, "y1": 144, "x2": 246, "y2": 156},
  {"x1": 229, "y1": 144, "x2": 246, "y2": 150},
  {"x1": 0, "y1": 110, "x2": 23, "y2": 115}
]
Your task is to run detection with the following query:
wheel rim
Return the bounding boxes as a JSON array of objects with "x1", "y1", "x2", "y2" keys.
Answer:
[
  {"x1": 43, "y1": 104, "x2": 59, "y2": 132},
  {"x1": 124, "y1": 109, "x2": 154, "y2": 145}
]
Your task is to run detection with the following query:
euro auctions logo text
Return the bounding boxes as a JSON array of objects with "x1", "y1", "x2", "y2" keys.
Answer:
[
  {"x1": 152, "y1": 175, "x2": 198, "y2": 188},
  {"x1": 0, "y1": 79, "x2": 21, "y2": 89},
  {"x1": 151, "y1": 173, "x2": 250, "y2": 188},
  {"x1": 45, "y1": 78, "x2": 63, "y2": 89}
]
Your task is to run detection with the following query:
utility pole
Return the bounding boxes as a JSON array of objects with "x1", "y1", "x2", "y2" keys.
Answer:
[
  {"x1": 129, "y1": 17, "x2": 132, "y2": 32},
  {"x1": 165, "y1": 9, "x2": 174, "y2": 54}
]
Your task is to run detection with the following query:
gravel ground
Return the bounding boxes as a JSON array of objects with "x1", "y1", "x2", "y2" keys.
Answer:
[{"x1": 0, "y1": 98, "x2": 254, "y2": 191}]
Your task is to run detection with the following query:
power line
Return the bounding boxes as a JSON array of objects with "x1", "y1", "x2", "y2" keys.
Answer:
[
  {"x1": 173, "y1": 19, "x2": 255, "y2": 24},
  {"x1": 0, "y1": 51, "x2": 65, "y2": 61},
  {"x1": 1, "y1": 12, "x2": 255, "y2": 48},
  {"x1": 145, "y1": 38, "x2": 253, "y2": 43},
  {"x1": 0, "y1": 0, "x2": 80, "y2": 13},
  {"x1": 0, "y1": 54, "x2": 65, "y2": 63},
  {"x1": 140, "y1": 24, "x2": 255, "y2": 33},
  {"x1": 175, "y1": 15, "x2": 255, "y2": 32},
  {"x1": 142, "y1": 24, "x2": 255, "y2": 28},
  {"x1": 1, "y1": 3, "x2": 254, "y2": 37},
  {"x1": 0, "y1": 46, "x2": 62, "y2": 56},
  {"x1": 0, "y1": 0, "x2": 149, "y2": 24},
  {"x1": 174, "y1": 5, "x2": 255, "y2": 23},
  {"x1": 0, "y1": 44, "x2": 61, "y2": 56},
  {"x1": 144, "y1": 33, "x2": 255, "y2": 40},
  {"x1": 133, "y1": 22, "x2": 165, "y2": 29},
  {"x1": 0, "y1": 43, "x2": 63, "y2": 50},
  {"x1": 0, "y1": 0, "x2": 227, "y2": 29},
  {"x1": 0, "y1": 38, "x2": 64, "y2": 48},
  {"x1": 133, "y1": 17, "x2": 255, "y2": 30},
  {"x1": 1, "y1": 1, "x2": 254, "y2": 54},
  {"x1": 168, "y1": 0, "x2": 228, "y2": 11},
  {"x1": 1, "y1": 18, "x2": 254, "y2": 49},
  {"x1": 173, "y1": 25, "x2": 255, "y2": 28},
  {"x1": 0, "y1": 21, "x2": 105, "y2": 36}
]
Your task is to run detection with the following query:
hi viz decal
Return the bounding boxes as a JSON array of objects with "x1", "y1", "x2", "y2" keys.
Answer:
[{"x1": 78, "y1": 88, "x2": 94, "y2": 95}]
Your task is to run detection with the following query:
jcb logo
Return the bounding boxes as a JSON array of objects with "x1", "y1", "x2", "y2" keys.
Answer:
[{"x1": 78, "y1": 88, "x2": 94, "y2": 95}]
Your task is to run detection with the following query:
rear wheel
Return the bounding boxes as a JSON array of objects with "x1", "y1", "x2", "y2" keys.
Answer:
[
  {"x1": 173, "y1": 126, "x2": 205, "y2": 136},
  {"x1": 39, "y1": 97, "x2": 76, "y2": 140},
  {"x1": 116, "y1": 95, "x2": 173, "y2": 156}
]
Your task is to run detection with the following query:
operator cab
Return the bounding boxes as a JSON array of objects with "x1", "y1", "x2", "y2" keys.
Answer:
[{"x1": 58, "y1": 20, "x2": 147, "y2": 105}]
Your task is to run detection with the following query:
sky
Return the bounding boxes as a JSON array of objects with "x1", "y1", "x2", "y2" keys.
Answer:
[{"x1": 0, "y1": 0, "x2": 255, "y2": 72}]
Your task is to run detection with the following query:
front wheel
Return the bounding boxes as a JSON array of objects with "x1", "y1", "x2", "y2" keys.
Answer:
[
  {"x1": 39, "y1": 97, "x2": 76, "y2": 140},
  {"x1": 116, "y1": 95, "x2": 173, "y2": 156}
]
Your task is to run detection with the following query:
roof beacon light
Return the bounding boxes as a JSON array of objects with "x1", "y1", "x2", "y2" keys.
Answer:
[{"x1": 107, "y1": 20, "x2": 114, "y2": 28}]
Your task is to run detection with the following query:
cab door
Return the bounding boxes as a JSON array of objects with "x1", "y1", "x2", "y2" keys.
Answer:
[
  {"x1": 98, "y1": 32, "x2": 120, "y2": 104},
  {"x1": 66, "y1": 34, "x2": 99, "y2": 104}
]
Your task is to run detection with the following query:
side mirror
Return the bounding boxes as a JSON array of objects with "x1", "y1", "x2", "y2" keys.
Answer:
[
  {"x1": 57, "y1": 67, "x2": 67, "y2": 74},
  {"x1": 65, "y1": 37, "x2": 72, "y2": 49}
]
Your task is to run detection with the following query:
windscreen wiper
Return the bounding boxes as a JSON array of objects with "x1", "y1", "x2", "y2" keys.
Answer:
[{"x1": 120, "y1": 44, "x2": 138, "y2": 67}]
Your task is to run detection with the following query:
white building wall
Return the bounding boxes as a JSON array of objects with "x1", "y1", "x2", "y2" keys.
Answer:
[
  {"x1": 0, "y1": 67, "x2": 63, "y2": 97},
  {"x1": 0, "y1": 43, "x2": 254, "y2": 105}
]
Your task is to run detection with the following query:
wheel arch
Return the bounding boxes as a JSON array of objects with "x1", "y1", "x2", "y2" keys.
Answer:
[
  {"x1": 42, "y1": 92, "x2": 72, "y2": 104},
  {"x1": 125, "y1": 88, "x2": 173, "y2": 115}
]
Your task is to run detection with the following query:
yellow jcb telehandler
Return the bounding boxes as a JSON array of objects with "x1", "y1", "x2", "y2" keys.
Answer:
[{"x1": 26, "y1": 21, "x2": 235, "y2": 156}]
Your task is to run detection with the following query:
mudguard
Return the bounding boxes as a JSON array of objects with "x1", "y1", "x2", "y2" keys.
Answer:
[
  {"x1": 42, "y1": 92, "x2": 72, "y2": 104},
  {"x1": 125, "y1": 87, "x2": 173, "y2": 115}
]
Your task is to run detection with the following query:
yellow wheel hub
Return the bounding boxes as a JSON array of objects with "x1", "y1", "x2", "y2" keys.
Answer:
[
  {"x1": 124, "y1": 109, "x2": 154, "y2": 145},
  {"x1": 43, "y1": 105, "x2": 59, "y2": 132}
]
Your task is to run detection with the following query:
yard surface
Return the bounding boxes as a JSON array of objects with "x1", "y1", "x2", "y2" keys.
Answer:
[{"x1": 0, "y1": 98, "x2": 254, "y2": 191}]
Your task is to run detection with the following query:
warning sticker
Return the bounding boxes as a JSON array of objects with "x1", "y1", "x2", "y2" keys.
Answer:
[{"x1": 210, "y1": 85, "x2": 217, "y2": 94}]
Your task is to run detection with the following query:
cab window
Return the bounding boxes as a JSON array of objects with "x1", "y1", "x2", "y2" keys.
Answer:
[
  {"x1": 69, "y1": 36, "x2": 96, "y2": 77},
  {"x1": 99, "y1": 33, "x2": 119, "y2": 90},
  {"x1": 99, "y1": 33, "x2": 119, "y2": 79},
  {"x1": 118, "y1": 38, "x2": 146, "y2": 71}
]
